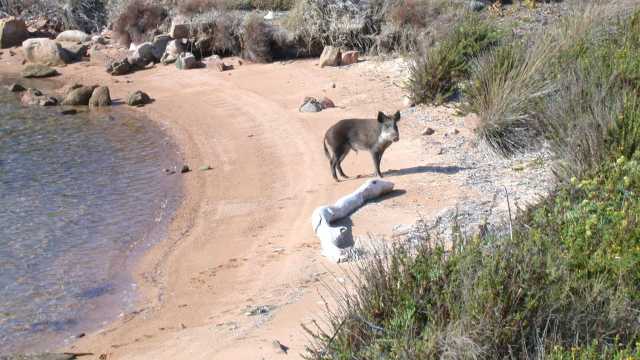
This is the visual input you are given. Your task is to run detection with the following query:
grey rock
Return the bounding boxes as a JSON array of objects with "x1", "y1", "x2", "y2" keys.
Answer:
[
  {"x1": 169, "y1": 19, "x2": 190, "y2": 39},
  {"x1": 61, "y1": 108, "x2": 78, "y2": 115},
  {"x1": 319, "y1": 46, "x2": 341, "y2": 68},
  {"x1": 127, "y1": 90, "x2": 151, "y2": 106},
  {"x1": 88, "y1": 86, "x2": 111, "y2": 107},
  {"x1": 422, "y1": 127, "x2": 435, "y2": 136},
  {"x1": 0, "y1": 17, "x2": 29, "y2": 48},
  {"x1": 299, "y1": 97, "x2": 322, "y2": 113},
  {"x1": 21, "y1": 64, "x2": 59, "y2": 78},
  {"x1": 59, "y1": 42, "x2": 88, "y2": 62},
  {"x1": 22, "y1": 38, "x2": 68, "y2": 66},
  {"x1": 180, "y1": 165, "x2": 191, "y2": 173},
  {"x1": 175, "y1": 52, "x2": 199, "y2": 70},
  {"x1": 56, "y1": 30, "x2": 91, "y2": 43},
  {"x1": 128, "y1": 42, "x2": 155, "y2": 68}
]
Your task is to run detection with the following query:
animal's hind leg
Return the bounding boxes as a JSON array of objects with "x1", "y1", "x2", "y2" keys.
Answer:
[
  {"x1": 336, "y1": 148, "x2": 350, "y2": 179},
  {"x1": 328, "y1": 147, "x2": 344, "y2": 182}
]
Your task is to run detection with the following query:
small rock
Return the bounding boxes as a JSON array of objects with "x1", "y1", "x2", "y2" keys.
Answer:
[
  {"x1": 340, "y1": 50, "x2": 359, "y2": 66},
  {"x1": 61, "y1": 108, "x2": 78, "y2": 115},
  {"x1": 127, "y1": 90, "x2": 151, "y2": 106},
  {"x1": 299, "y1": 97, "x2": 322, "y2": 113},
  {"x1": 180, "y1": 165, "x2": 191, "y2": 173},
  {"x1": 263, "y1": 11, "x2": 275, "y2": 20},
  {"x1": 38, "y1": 97, "x2": 58, "y2": 106},
  {"x1": 319, "y1": 96, "x2": 335, "y2": 109},
  {"x1": 319, "y1": 46, "x2": 341, "y2": 68},
  {"x1": 402, "y1": 95, "x2": 415, "y2": 108},
  {"x1": 59, "y1": 42, "x2": 88, "y2": 62},
  {"x1": 272, "y1": 340, "x2": 289, "y2": 354},
  {"x1": 446, "y1": 128, "x2": 460, "y2": 136},
  {"x1": 21, "y1": 64, "x2": 59, "y2": 78},
  {"x1": 175, "y1": 52, "x2": 199, "y2": 70},
  {"x1": 160, "y1": 39, "x2": 184, "y2": 65},
  {"x1": 76, "y1": 332, "x2": 86, "y2": 338},
  {"x1": 106, "y1": 58, "x2": 131, "y2": 76},
  {"x1": 245, "y1": 305, "x2": 271, "y2": 316},
  {"x1": 20, "y1": 88, "x2": 43, "y2": 105},
  {"x1": 199, "y1": 165, "x2": 212, "y2": 171},
  {"x1": 422, "y1": 127, "x2": 435, "y2": 136},
  {"x1": 62, "y1": 86, "x2": 96, "y2": 106},
  {"x1": 163, "y1": 168, "x2": 176, "y2": 175},
  {"x1": 88, "y1": 86, "x2": 112, "y2": 107},
  {"x1": 8, "y1": 83, "x2": 26, "y2": 92}
]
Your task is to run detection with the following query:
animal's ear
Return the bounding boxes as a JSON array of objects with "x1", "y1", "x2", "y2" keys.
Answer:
[
  {"x1": 393, "y1": 111, "x2": 401, "y2": 122},
  {"x1": 377, "y1": 111, "x2": 385, "y2": 123}
]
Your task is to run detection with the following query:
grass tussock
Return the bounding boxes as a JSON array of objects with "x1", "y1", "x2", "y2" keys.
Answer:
[{"x1": 406, "y1": 14, "x2": 501, "y2": 104}]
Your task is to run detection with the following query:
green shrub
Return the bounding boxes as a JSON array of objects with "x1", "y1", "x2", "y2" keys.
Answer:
[
  {"x1": 465, "y1": 40, "x2": 557, "y2": 155},
  {"x1": 407, "y1": 15, "x2": 501, "y2": 104},
  {"x1": 305, "y1": 145, "x2": 640, "y2": 359}
]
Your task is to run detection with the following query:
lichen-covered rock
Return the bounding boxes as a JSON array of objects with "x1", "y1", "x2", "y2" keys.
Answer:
[
  {"x1": 0, "y1": 17, "x2": 29, "y2": 48},
  {"x1": 62, "y1": 86, "x2": 96, "y2": 106},
  {"x1": 21, "y1": 64, "x2": 59, "y2": 78},
  {"x1": 88, "y1": 86, "x2": 111, "y2": 107},
  {"x1": 106, "y1": 58, "x2": 131, "y2": 76},
  {"x1": 56, "y1": 30, "x2": 91, "y2": 43},
  {"x1": 319, "y1": 46, "x2": 341, "y2": 68},
  {"x1": 22, "y1": 38, "x2": 69, "y2": 66},
  {"x1": 127, "y1": 90, "x2": 151, "y2": 106}
]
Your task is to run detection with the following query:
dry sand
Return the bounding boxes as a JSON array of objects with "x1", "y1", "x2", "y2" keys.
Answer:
[{"x1": 1, "y1": 53, "x2": 546, "y2": 359}]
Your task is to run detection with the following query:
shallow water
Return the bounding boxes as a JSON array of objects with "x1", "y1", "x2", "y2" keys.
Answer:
[{"x1": 0, "y1": 87, "x2": 181, "y2": 353}]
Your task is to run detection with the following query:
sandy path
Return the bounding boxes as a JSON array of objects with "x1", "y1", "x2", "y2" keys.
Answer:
[{"x1": 2, "y1": 55, "x2": 474, "y2": 358}]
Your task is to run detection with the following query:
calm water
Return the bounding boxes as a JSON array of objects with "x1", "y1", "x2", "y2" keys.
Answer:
[{"x1": 0, "y1": 86, "x2": 181, "y2": 353}]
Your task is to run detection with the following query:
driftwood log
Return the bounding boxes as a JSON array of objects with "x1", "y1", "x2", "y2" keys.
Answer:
[{"x1": 311, "y1": 179, "x2": 395, "y2": 262}]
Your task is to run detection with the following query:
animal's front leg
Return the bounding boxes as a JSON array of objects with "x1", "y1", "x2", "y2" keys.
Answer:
[{"x1": 371, "y1": 151, "x2": 383, "y2": 178}]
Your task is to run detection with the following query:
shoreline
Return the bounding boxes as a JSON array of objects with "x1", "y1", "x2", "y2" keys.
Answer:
[{"x1": 0, "y1": 72, "x2": 185, "y2": 354}]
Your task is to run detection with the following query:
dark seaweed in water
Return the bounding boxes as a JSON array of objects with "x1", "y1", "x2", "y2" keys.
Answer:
[{"x1": 0, "y1": 88, "x2": 181, "y2": 353}]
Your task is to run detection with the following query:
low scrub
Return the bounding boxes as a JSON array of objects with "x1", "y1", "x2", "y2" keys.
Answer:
[
  {"x1": 112, "y1": 0, "x2": 169, "y2": 45},
  {"x1": 407, "y1": 15, "x2": 500, "y2": 104},
  {"x1": 305, "y1": 104, "x2": 640, "y2": 357}
]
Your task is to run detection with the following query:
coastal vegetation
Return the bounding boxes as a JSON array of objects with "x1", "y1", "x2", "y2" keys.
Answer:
[{"x1": 304, "y1": 1, "x2": 640, "y2": 358}]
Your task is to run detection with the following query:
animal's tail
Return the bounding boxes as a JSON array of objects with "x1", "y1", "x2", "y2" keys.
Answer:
[{"x1": 323, "y1": 137, "x2": 331, "y2": 160}]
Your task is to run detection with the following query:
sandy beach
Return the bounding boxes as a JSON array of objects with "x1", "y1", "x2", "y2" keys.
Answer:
[{"x1": 1, "y1": 51, "x2": 534, "y2": 358}]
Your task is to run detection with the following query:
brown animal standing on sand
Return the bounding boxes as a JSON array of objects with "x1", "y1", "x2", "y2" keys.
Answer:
[{"x1": 323, "y1": 111, "x2": 401, "y2": 181}]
